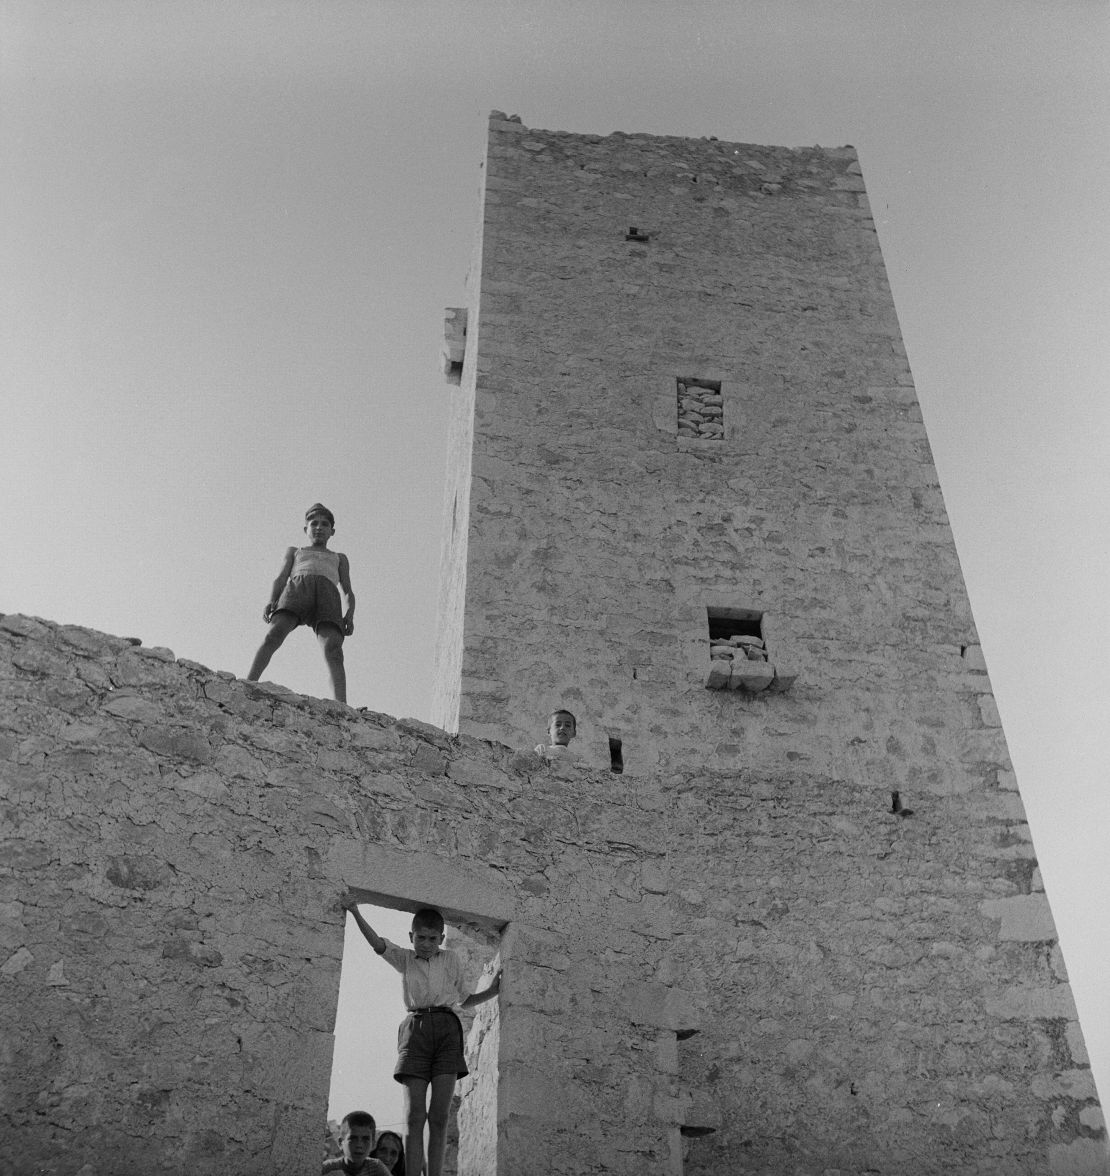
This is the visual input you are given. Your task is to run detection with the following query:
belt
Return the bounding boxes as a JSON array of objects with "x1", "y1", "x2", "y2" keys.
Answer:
[{"x1": 410, "y1": 1005, "x2": 455, "y2": 1015}]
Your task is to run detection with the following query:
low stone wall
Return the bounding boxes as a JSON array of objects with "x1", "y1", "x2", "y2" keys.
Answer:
[
  {"x1": 0, "y1": 615, "x2": 695, "y2": 1175},
  {"x1": 1, "y1": 613, "x2": 1106, "y2": 1175}
]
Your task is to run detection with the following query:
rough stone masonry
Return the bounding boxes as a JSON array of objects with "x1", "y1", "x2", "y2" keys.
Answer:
[
  {"x1": 1, "y1": 609, "x2": 1104, "y2": 1175},
  {"x1": 3, "y1": 111, "x2": 1109, "y2": 1176},
  {"x1": 429, "y1": 114, "x2": 1109, "y2": 1173},
  {"x1": 0, "y1": 614, "x2": 713, "y2": 1176}
]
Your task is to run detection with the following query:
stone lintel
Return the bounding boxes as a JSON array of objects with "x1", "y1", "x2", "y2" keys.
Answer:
[{"x1": 334, "y1": 840, "x2": 516, "y2": 932}]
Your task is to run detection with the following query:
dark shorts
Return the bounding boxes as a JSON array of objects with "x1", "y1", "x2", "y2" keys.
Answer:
[
  {"x1": 274, "y1": 575, "x2": 344, "y2": 635},
  {"x1": 394, "y1": 1008, "x2": 468, "y2": 1084}
]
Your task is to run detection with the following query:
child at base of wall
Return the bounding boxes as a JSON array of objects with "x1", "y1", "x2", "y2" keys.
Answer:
[
  {"x1": 371, "y1": 1130, "x2": 405, "y2": 1176},
  {"x1": 247, "y1": 503, "x2": 355, "y2": 703},
  {"x1": 322, "y1": 1111, "x2": 392, "y2": 1176},
  {"x1": 342, "y1": 899, "x2": 502, "y2": 1176}
]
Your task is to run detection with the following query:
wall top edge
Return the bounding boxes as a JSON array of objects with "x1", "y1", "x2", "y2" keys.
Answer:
[{"x1": 487, "y1": 109, "x2": 858, "y2": 160}]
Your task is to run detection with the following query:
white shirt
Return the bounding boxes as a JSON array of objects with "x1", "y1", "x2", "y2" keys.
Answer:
[
  {"x1": 380, "y1": 940, "x2": 471, "y2": 1009},
  {"x1": 534, "y1": 742, "x2": 578, "y2": 760}
]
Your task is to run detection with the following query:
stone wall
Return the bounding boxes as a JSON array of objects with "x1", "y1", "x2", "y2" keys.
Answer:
[
  {"x1": 425, "y1": 115, "x2": 1108, "y2": 1173},
  {"x1": 434, "y1": 115, "x2": 979, "y2": 788},
  {"x1": 2, "y1": 614, "x2": 697, "y2": 1176},
  {"x1": 3, "y1": 612, "x2": 1106, "y2": 1174}
]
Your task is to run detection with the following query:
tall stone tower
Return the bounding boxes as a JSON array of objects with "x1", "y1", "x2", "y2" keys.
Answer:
[{"x1": 434, "y1": 114, "x2": 1107, "y2": 1173}]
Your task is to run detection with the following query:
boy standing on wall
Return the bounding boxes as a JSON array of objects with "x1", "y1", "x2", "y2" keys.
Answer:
[
  {"x1": 247, "y1": 503, "x2": 355, "y2": 703},
  {"x1": 341, "y1": 899, "x2": 502, "y2": 1176}
]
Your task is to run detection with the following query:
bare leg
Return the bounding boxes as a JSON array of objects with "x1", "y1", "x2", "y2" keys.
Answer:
[
  {"x1": 247, "y1": 612, "x2": 298, "y2": 682},
  {"x1": 401, "y1": 1077, "x2": 428, "y2": 1176},
  {"x1": 425, "y1": 1073, "x2": 457, "y2": 1176},
  {"x1": 317, "y1": 623, "x2": 346, "y2": 703}
]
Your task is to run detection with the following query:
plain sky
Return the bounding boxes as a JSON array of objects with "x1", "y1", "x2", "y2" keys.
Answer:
[{"x1": 4, "y1": 0, "x2": 1108, "y2": 1139}]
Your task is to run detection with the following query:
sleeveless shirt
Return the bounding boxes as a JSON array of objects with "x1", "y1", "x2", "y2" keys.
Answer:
[{"x1": 290, "y1": 547, "x2": 340, "y2": 585}]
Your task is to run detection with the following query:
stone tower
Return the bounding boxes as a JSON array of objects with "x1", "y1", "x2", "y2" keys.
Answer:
[{"x1": 432, "y1": 114, "x2": 1108, "y2": 1172}]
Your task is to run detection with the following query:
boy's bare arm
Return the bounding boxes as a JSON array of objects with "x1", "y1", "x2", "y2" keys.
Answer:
[
  {"x1": 338, "y1": 553, "x2": 355, "y2": 635},
  {"x1": 341, "y1": 895, "x2": 385, "y2": 953},
  {"x1": 262, "y1": 547, "x2": 297, "y2": 622},
  {"x1": 461, "y1": 968, "x2": 502, "y2": 1009}
]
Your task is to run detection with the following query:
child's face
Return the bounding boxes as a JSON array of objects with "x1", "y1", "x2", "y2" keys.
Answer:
[
  {"x1": 549, "y1": 712, "x2": 575, "y2": 746},
  {"x1": 410, "y1": 924, "x2": 444, "y2": 960},
  {"x1": 341, "y1": 1124, "x2": 375, "y2": 1165},
  {"x1": 305, "y1": 514, "x2": 335, "y2": 547},
  {"x1": 374, "y1": 1136, "x2": 402, "y2": 1169}
]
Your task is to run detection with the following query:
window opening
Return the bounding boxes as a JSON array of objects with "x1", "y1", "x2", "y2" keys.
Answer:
[
  {"x1": 677, "y1": 377, "x2": 723, "y2": 441},
  {"x1": 707, "y1": 607, "x2": 763, "y2": 644},
  {"x1": 891, "y1": 791, "x2": 915, "y2": 818},
  {"x1": 704, "y1": 606, "x2": 793, "y2": 693},
  {"x1": 608, "y1": 737, "x2": 624, "y2": 774}
]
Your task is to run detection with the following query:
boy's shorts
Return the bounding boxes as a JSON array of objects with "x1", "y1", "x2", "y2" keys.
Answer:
[
  {"x1": 393, "y1": 1007, "x2": 468, "y2": 1084},
  {"x1": 274, "y1": 575, "x2": 344, "y2": 635}
]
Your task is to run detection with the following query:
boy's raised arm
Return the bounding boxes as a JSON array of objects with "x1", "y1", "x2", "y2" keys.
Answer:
[
  {"x1": 342, "y1": 895, "x2": 385, "y2": 954},
  {"x1": 461, "y1": 968, "x2": 502, "y2": 1010}
]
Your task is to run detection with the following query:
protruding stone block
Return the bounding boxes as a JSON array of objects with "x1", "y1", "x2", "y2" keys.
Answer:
[
  {"x1": 705, "y1": 660, "x2": 731, "y2": 690},
  {"x1": 730, "y1": 660, "x2": 774, "y2": 691}
]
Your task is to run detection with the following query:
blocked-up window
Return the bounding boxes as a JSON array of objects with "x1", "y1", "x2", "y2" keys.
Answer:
[
  {"x1": 705, "y1": 606, "x2": 795, "y2": 693},
  {"x1": 709, "y1": 607, "x2": 765, "y2": 659},
  {"x1": 677, "y1": 377, "x2": 723, "y2": 440}
]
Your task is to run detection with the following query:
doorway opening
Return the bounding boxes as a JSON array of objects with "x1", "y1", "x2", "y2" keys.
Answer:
[{"x1": 329, "y1": 898, "x2": 503, "y2": 1175}]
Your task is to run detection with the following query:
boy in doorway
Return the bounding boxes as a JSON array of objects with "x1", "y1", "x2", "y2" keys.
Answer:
[
  {"x1": 247, "y1": 503, "x2": 355, "y2": 703},
  {"x1": 323, "y1": 1111, "x2": 391, "y2": 1176},
  {"x1": 341, "y1": 899, "x2": 502, "y2": 1176}
]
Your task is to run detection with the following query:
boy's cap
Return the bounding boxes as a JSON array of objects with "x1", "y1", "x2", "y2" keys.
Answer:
[{"x1": 305, "y1": 503, "x2": 335, "y2": 526}]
